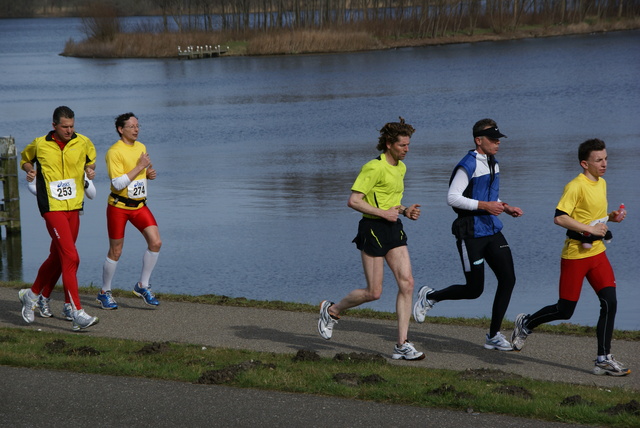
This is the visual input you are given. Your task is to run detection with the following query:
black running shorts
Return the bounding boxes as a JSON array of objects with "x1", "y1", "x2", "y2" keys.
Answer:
[{"x1": 352, "y1": 218, "x2": 407, "y2": 257}]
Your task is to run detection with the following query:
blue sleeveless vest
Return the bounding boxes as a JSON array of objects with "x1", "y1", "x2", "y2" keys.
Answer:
[{"x1": 449, "y1": 150, "x2": 503, "y2": 239}]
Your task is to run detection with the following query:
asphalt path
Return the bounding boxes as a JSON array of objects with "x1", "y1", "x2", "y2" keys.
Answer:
[{"x1": 1, "y1": 286, "x2": 637, "y2": 427}]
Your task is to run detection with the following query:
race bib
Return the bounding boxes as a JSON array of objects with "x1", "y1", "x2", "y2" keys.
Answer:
[
  {"x1": 49, "y1": 178, "x2": 76, "y2": 200},
  {"x1": 589, "y1": 216, "x2": 609, "y2": 226},
  {"x1": 128, "y1": 178, "x2": 147, "y2": 199}
]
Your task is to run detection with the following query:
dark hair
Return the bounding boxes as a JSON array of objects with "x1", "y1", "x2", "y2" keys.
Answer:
[
  {"x1": 578, "y1": 138, "x2": 606, "y2": 162},
  {"x1": 115, "y1": 112, "x2": 137, "y2": 137},
  {"x1": 376, "y1": 117, "x2": 415, "y2": 152},
  {"x1": 53, "y1": 106, "x2": 74, "y2": 124},
  {"x1": 472, "y1": 118, "x2": 497, "y2": 136}
]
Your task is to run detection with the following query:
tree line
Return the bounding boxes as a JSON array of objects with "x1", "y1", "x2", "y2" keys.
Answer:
[{"x1": 3, "y1": 0, "x2": 640, "y2": 39}]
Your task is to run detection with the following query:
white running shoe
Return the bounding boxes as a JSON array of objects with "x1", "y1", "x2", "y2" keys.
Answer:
[
  {"x1": 317, "y1": 300, "x2": 338, "y2": 340},
  {"x1": 62, "y1": 303, "x2": 73, "y2": 321},
  {"x1": 72, "y1": 309, "x2": 99, "y2": 331},
  {"x1": 18, "y1": 289, "x2": 37, "y2": 323},
  {"x1": 37, "y1": 295, "x2": 53, "y2": 318},
  {"x1": 413, "y1": 286, "x2": 435, "y2": 323},
  {"x1": 511, "y1": 313, "x2": 531, "y2": 351},
  {"x1": 392, "y1": 341, "x2": 425, "y2": 360},
  {"x1": 593, "y1": 355, "x2": 631, "y2": 376},
  {"x1": 484, "y1": 332, "x2": 513, "y2": 351}
]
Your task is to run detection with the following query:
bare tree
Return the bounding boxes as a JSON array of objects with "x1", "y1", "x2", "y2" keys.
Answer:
[{"x1": 80, "y1": 1, "x2": 122, "y2": 41}]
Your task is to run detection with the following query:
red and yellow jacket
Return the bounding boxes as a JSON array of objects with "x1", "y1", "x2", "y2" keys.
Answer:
[{"x1": 21, "y1": 131, "x2": 97, "y2": 215}]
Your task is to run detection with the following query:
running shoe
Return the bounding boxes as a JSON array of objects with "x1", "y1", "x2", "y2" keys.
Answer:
[
  {"x1": 392, "y1": 341, "x2": 425, "y2": 360},
  {"x1": 37, "y1": 295, "x2": 53, "y2": 318},
  {"x1": 484, "y1": 332, "x2": 513, "y2": 351},
  {"x1": 317, "y1": 300, "x2": 338, "y2": 340},
  {"x1": 96, "y1": 290, "x2": 118, "y2": 310},
  {"x1": 511, "y1": 313, "x2": 531, "y2": 351},
  {"x1": 593, "y1": 355, "x2": 631, "y2": 376},
  {"x1": 72, "y1": 309, "x2": 99, "y2": 331},
  {"x1": 18, "y1": 288, "x2": 37, "y2": 323},
  {"x1": 133, "y1": 283, "x2": 159, "y2": 306},
  {"x1": 413, "y1": 286, "x2": 435, "y2": 323},
  {"x1": 62, "y1": 303, "x2": 73, "y2": 321}
]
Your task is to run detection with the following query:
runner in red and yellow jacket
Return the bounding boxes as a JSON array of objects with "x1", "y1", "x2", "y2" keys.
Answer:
[{"x1": 18, "y1": 106, "x2": 99, "y2": 331}]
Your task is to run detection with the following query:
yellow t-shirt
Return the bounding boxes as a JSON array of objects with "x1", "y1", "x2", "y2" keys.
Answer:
[
  {"x1": 557, "y1": 173, "x2": 608, "y2": 259},
  {"x1": 105, "y1": 140, "x2": 148, "y2": 210},
  {"x1": 351, "y1": 154, "x2": 405, "y2": 219}
]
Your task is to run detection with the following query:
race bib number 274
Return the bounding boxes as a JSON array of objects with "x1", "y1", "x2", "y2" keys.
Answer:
[{"x1": 128, "y1": 179, "x2": 147, "y2": 199}]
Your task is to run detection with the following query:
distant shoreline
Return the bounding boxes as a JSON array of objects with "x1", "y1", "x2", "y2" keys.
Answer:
[
  {"x1": 59, "y1": 18, "x2": 640, "y2": 58},
  {"x1": 378, "y1": 23, "x2": 640, "y2": 52}
]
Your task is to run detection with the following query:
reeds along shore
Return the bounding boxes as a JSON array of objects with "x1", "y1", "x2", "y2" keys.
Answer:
[{"x1": 62, "y1": 28, "x2": 384, "y2": 58}]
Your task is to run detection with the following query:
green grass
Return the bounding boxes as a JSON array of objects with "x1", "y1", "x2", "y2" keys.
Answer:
[{"x1": 0, "y1": 327, "x2": 638, "y2": 427}]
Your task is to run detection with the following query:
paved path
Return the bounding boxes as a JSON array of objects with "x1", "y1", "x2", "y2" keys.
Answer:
[{"x1": 0, "y1": 286, "x2": 637, "y2": 427}]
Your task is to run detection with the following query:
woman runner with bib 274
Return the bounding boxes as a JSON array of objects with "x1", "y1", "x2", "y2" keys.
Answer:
[{"x1": 98, "y1": 113, "x2": 162, "y2": 310}]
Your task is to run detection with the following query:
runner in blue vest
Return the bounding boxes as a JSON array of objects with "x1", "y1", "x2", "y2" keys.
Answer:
[{"x1": 413, "y1": 118, "x2": 523, "y2": 351}]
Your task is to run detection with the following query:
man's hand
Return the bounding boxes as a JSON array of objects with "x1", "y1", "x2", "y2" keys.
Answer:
[
  {"x1": 382, "y1": 206, "x2": 401, "y2": 222},
  {"x1": 85, "y1": 167, "x2": 95, "y2": 180},
  {"x1": 503, "y1": 204, "x2": 523, "y2": 218},
  {"x1": 590, "y1": 222, "x2": 608, "y2": 237},
  {"x1": 404, "y1": 204, "x2": 421, "y2": 220},
  {"x1": 479, "y1": 201, "x2": 505, "y2": 216}
]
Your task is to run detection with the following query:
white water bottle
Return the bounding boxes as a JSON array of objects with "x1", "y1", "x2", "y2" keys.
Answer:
[
  {"x1": 582, "y1": 233, "x2": 592, "y2": 249},
  {"x1": 615, "y1": 203, "x2": 626, "y2": 222}
]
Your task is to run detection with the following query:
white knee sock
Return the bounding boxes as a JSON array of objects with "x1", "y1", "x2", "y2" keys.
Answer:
[
  {"x1": 139, "y1": 250, "x2": 159, "y2": 288},
  {"x1": 102, "y1": 258, "x2": 118, "y2": 292}
]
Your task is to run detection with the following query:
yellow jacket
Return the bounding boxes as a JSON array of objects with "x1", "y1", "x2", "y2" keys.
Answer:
[{"x1": 21, "y1": 131, "x2": 97, "y2": 214}]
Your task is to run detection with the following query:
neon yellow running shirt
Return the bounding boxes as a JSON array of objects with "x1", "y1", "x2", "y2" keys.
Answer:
[{"x1": 351, "y1": 154, "x2": 405, "y2": 219}]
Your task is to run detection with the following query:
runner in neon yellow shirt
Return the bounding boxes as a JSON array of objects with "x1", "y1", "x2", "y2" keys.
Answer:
[{"x1": 318, "y1": 117, "x2": 424, "y2": 360}]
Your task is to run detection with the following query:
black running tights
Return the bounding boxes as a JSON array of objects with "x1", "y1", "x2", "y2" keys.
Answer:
[
  {"x1": 430, "y1": 232, "x2": 516, "y2": 338},
  {"x1": 526, "y1": 287, "x2": 617, "y2": 356}
]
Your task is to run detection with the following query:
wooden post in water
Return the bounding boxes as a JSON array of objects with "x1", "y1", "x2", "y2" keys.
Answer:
[{"x1": 0, "y1": 136, "x2": 21, "y2": 237}]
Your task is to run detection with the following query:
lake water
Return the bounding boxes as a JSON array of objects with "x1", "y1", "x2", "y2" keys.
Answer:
[{"x1": 1, "y1": 18, "x2": 638, "y2": 330}]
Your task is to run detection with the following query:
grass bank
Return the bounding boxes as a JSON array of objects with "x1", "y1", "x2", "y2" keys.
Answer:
[
  {"x1": 1, "y1": 327, "x2": 639, "y2": 426},
  {"x1": 60, "y1": 17, "x2": 640, "y2": 58}
]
